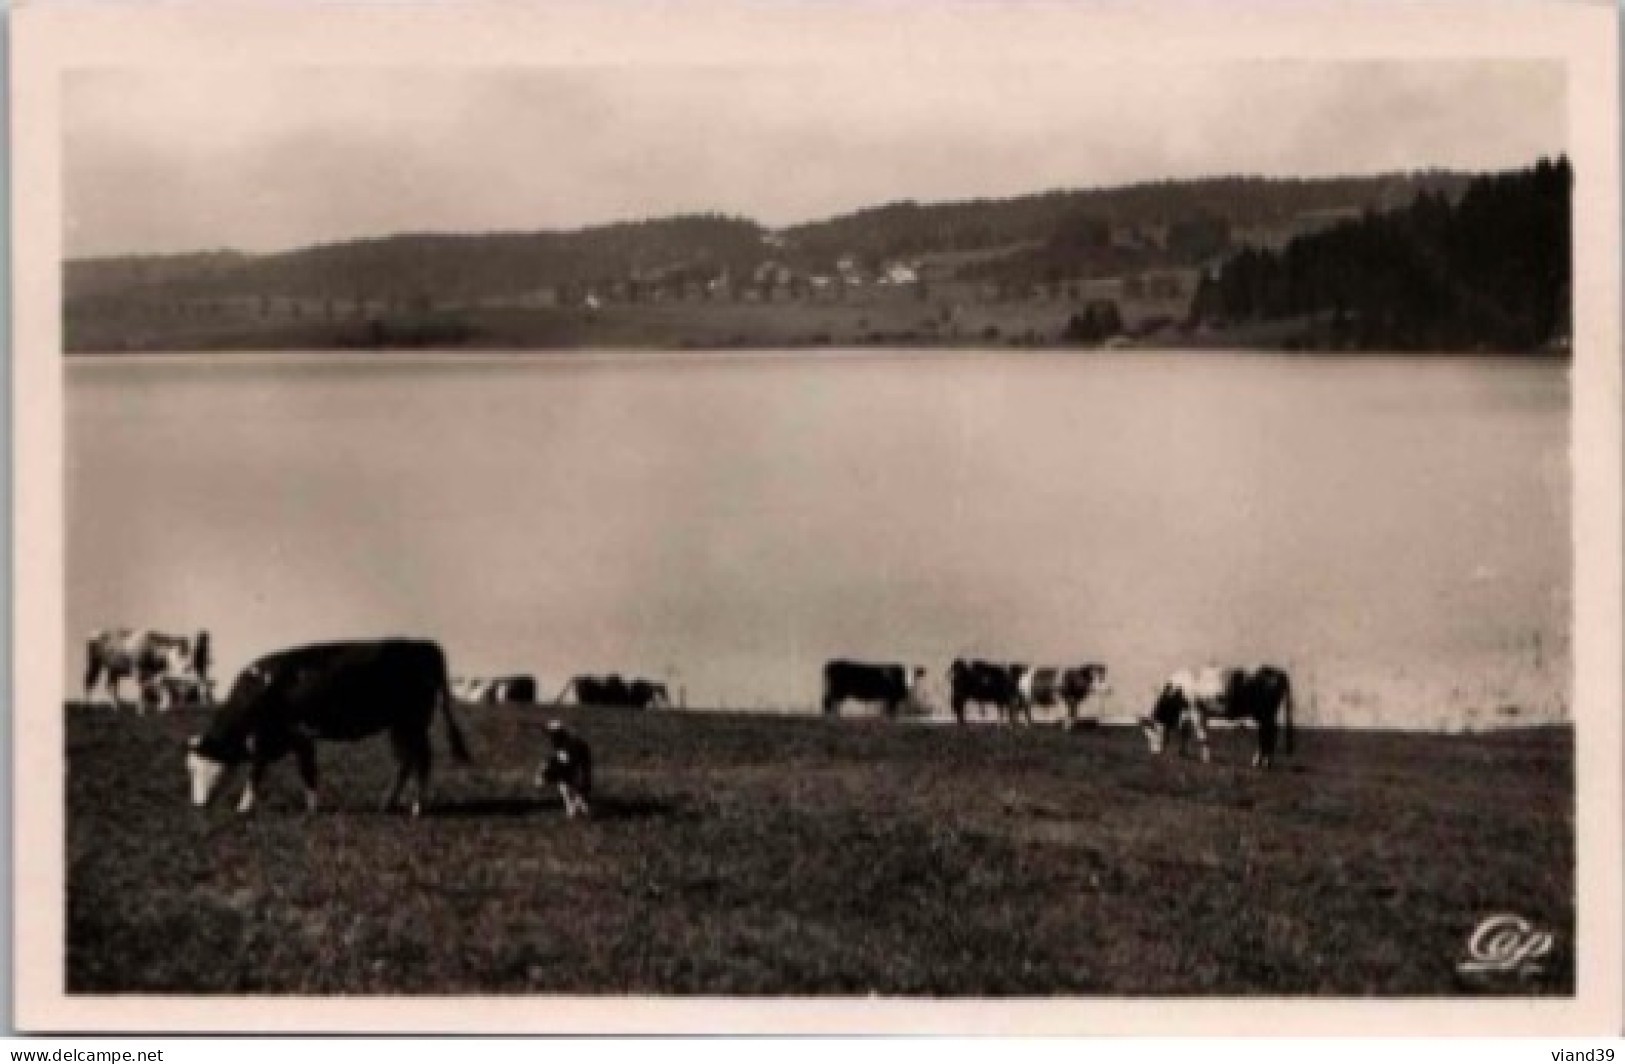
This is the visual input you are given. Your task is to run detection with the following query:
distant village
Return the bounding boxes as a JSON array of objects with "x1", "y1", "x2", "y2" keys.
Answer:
[{"x1": 70, "y1": 206, "x2": 1369, "y2": 353}]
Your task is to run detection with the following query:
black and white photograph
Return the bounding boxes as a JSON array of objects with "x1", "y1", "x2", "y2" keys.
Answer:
[{"x1": 11, "y1": 0, "x2": 1621, "y2": 1035}]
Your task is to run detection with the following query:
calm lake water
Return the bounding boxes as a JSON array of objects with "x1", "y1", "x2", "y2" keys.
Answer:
[{"x1": 66, "y1": 349, "x2": 1570, "y2": 729}]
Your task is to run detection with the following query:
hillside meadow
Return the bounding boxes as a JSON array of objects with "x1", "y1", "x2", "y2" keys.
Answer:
[{"x1": 66, "y1": 702, "x2": 1573, "y2": 996}]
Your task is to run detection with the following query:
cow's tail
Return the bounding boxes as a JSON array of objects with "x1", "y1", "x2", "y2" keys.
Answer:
[
  {"x1": 1280, "y1": 675, "x2": 1295, "y2": 757},
  {"x1": 440, "y1": 676, "x2": 472, "y2": 763},
  {"x1": 553, "y1": 677, "x2": 575, "y2": 707}
]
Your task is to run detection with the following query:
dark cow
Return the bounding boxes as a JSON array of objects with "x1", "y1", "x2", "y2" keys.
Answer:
[
  {"x1": 1140, "y1": 665, "x2": 1295, "y2": 769},
  {"x1": 533, "y1": 721, "x2": 593, "y2": 817},
  {"x1": 560, "y1": 674, "x2": 668, "y2": 709},
  {"x1": 494, "y1": 675, "x2": 539, "y2": 703},
  {"x1": 947, "y1": 659, "x2": 1029, "y2": 725},
  {"x1": 822, "y1": 659, "x2": 925, "y2": 717},
  {"x1": 624, "y1": 679, "x2": 670, "y2": 709},
  {"x1": 84, "y1": 628, "x2": 207, "y2": 711},
  {"x1": 185, "y1": 639, "x2": 471, "y2": 815},
  {"x1": 1020, "y1": 664, "x2": 1112, "y2": 729}
]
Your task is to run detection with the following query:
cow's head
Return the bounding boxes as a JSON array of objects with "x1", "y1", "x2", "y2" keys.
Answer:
[
  {"x1": 1140, "y1": 684, "x2": 1186, "y2": 753},
  {"x1": 1090, "y1": 664, "x2": 1112, "y2": 696},
  {"x1": 185, "y1": 736, "x2": 236, "y2": 807}
]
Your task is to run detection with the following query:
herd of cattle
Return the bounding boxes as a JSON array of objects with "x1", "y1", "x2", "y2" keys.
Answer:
[
  {"x1": 86, "y1": 630, "x2": 670, "y2": 714},
  {"x1": 83, "y1": 628, "x2": 1298, "y2": 817},
  {"x1": 821, "y1": 657, "x2": 1292, "y2": 767}
]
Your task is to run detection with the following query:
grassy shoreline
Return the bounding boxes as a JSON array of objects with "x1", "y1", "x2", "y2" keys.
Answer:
[
  {"x1": 64, "y1": 302, "x2": 1572, "y2": 357},
  {"x1": 67, "y1": 704, "x2": 1573, "y2": 995}
]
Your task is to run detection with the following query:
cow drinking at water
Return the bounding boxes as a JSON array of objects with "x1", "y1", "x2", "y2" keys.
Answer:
[
  {"x1": 185, "y1": 639, "x2": 471, "y2": 815},
  {"x1": 1140, "y1": 665, "x2": 1295, "y2": 769}
]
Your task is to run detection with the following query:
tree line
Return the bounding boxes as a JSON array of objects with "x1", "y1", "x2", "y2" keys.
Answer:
[{"x1": 1192, "y1": 158, "x2": 1571, "y2": 352}]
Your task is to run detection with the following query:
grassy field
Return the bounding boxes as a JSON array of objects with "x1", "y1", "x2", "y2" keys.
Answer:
[
  {"x1": 66, "y1": 703, "x2": 1573, "y2": 996},
  {"x1": 67, "y1": 298, "x2": 1202, "y2": 355}
]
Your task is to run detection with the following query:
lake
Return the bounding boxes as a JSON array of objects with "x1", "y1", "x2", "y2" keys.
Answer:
[{"x1": 65, "y1": 349, "x2": 1570, "y2": 729}]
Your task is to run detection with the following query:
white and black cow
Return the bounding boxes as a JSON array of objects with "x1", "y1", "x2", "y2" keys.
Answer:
[
  {"x1": 84, "y1": 628, "x2": 207, "y2": 712},
  {"x1": 559, "y1": 674, "x2": 669, "y2": 710},
  {"x1": 185, "y1": 639, "x2": 471, "y2": 815},
  {"x1": 1020, "y1": 664, "x2": 1112, "y2": 729},
  {"x1": 822, "y1": 659, "x2": 925, "y2": 717},
  {"x1": 947, "y1": 659, "x2": 1029, "y2": 725},
  {"x1": 534, "y1": 721, "x2": 593, "y2": 818},
  {"x1": 1140, "y1": 665, "x2": 1295, "y2": 769},
  {"x1": 454, "y1": 675, "x2": 540, "y2": 705}
]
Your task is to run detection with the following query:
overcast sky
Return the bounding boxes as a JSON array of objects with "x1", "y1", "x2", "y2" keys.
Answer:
[{"x1": 64, "y1": 61, "x2": 1564, "y2": 259}]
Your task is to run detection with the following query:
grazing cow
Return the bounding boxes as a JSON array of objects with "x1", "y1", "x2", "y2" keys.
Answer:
[
  {"x1": 534, "y1": 721, "x2": 593, "y2": 817},
  {"x1": 185, "y1": 639, "x2": 471, "y2": 815},
  {"x1": 1020, "y1": 664, "x2": 1112, "y2": 729},
  {"x1": 560, "y1": 674, "x2": 668, "y2": 709},
  {"x1": 947, "y1": 659, "x2": 1030, "y2": 725},
  {"x1": 1140, "y1": 665, "x2": 1295, "y2": 768},
  {"x1": 84, "y1": 628, "x2": 204, "y2": 711},
  {"x1": 822, "y1": 659, "x2": 925, "y2": 717}
]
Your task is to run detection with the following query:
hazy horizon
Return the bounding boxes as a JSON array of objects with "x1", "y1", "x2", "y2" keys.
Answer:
[
  {"x1": 67, "y1": 160, "x2": 1553, "y2": 265},
  {"x1": 66, "y1": 60, "x2": 1564, "y2": 260}
]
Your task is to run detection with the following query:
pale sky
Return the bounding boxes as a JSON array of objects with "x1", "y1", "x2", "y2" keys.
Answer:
[{"x1": 64, "y1": 61, "x2": 1565, "y2": 259}]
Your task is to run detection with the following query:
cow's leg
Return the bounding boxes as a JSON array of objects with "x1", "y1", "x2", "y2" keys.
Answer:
[
  {"x1": 83, "y1": 656, "x2": 103, "y2": 706},
  {"x1": 381, "y1": 729, "x2": 413, "y2": 812},
  {"x1": 292, "y1": 737, "x2": 320, "y2": 812},
  {"x1": 1190, "y1": 711, "x2": 1212, "y2": 764},
  {"x1": 139, "y1": 673, "x2": 164, "y2": 715},
  {"x1": 407, "y1": 740, "x2": 433, "y2": 818},
  {"x1": 1255, "y1": 714, "x2": 1277, "y2": 770},
  {"x1": 380, "y1": 764, "x2": 410, "y2": 813},
  {"x1": 236, "y1": 761, "x2": 264, "y2": 814}
]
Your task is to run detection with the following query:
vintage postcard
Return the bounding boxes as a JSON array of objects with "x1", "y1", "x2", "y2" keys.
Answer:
[{"x1": 10, "y1": 0, "x2": 1621, "y2": 1035}]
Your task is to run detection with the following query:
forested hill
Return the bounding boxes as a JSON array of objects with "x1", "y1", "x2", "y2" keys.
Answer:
[
  {"x1": 1194, "y1": 157, "x2": 1572, "y2": 352},
  {"x1": 63, "y1": 164, "x2": 1569, "y2": 355},
  {"x1": 66, "y1": 172, "x2": 1468, "y2": 306},
  {"x1": 67, "y1": 215, "x2": 770, "y2": 308}
]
